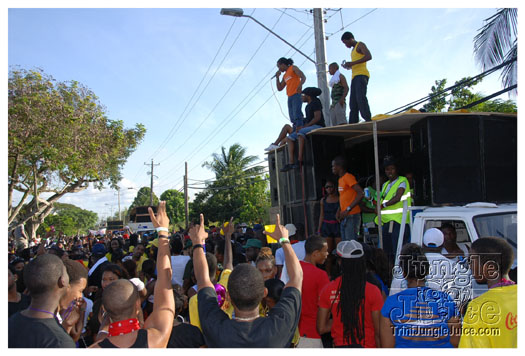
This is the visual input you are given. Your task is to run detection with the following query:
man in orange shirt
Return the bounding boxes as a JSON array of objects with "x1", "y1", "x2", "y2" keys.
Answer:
[{"x1": 332, "y1": 156, "x2": 364, "y2": 241}]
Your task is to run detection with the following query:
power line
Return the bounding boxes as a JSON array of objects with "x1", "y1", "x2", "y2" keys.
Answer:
[
  {"x1": 153, "y1": 9, "x2": 257, "y2": 164},
  {"x1": 273, "y1": 8, "x2": 312, "y2": 28},
  {"x1": 326, "y1": 8, "x2": 378, "y2": 38},
  {"x1": 147, "y1": 17, "x2": 239, "y2": 160},
  {"x1": 156, "y1": 8, "x2": 282, "y2": 165}
]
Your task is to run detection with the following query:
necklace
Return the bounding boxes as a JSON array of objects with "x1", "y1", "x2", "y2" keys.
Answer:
[
  {"x1": 232, "y1": 312, "x2": 259, "y2": 322},
  {"x1": 29, "y1": 307, "x2": 59, "y2": 321},
  {"x1": 108, "y1": 318, "x2": 141, "y2": 337}
]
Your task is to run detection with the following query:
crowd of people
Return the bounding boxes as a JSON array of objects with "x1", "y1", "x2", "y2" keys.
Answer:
[{"x1": 8, "y1": 196, "x2": 517, "y2": 348}]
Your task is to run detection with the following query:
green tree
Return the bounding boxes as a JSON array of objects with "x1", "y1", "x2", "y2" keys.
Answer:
[
  {"x1": 447, "y1": 77, "x2": 483, "y2": 110},
  {"x1": 474, "y1": 8, "x2": 517, "y2": 92},
  {"x1": 37, "y1": 203, "x2": 98, "y2": 236},
  {"x1": 190, "y1": 144, "x2": 270, "y2": 224},
  {"x1": 9, "y1": 68, "x2": 146, "y2": 238},
  {"x1": 422, "y1": 79, "x2": 448, "y2": 112},
  {"x1": 129, "y1": 187, "x2": 159, "y2": 210},
  {"x1": 160, "y1": 189, "x2": 185, "y2": 226}
]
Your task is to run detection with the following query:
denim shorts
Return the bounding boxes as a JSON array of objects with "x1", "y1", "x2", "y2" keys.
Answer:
[
  {"x1": 288, "y1": 93, "x2": 304, "y2": 127},
  {"x1": 288, "y1": 125, "x2": 322, "y2": 141}
]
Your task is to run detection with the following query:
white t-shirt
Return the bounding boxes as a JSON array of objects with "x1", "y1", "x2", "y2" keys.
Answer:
[
  {"x1": 82, "y1": 297, "x2": 93, "y2": 334},
  {"x1": 275, "y1": 240, "x2": 306, "y2": 284},
  {"x1": 171, "y1": 255, "x2": 190, "y2": 287},
  {"x1": 441, "y1": 244, "x2": 469, "y2": 256}
]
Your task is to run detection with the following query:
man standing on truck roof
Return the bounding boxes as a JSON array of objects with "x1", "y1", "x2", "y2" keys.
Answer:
[
  {"x1": 332, "y1": 156, "x2": 364, "y2": 242},
  {"x1": 375, "y1": 156, "x2": 411, "y2": 265},
  {"x1": 341, "y1": 32, "x2": 372, "y2": 123}
]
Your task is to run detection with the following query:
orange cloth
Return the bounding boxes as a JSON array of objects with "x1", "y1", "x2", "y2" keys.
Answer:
[
  {"x1": 284, "y1": 66, "x2": 301, "y2": 97},
  {"x1": 338, "y1": 173, "x2": 361, "y2": 215}
]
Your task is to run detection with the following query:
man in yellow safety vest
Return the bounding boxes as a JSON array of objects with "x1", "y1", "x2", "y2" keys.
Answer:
[{"x1": 374, "y1": 156, "x2": 411, "y2": 264}]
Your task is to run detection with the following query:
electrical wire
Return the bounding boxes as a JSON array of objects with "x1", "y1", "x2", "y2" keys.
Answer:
[
  {"x1": 147, "y1": 17, "x2": 239, "y2": 161},
  {"x1": 156, "y1": 9, "x2": 285, "y2": 165},
  {"x1": 273, "y1": 8, "x2": 312, "y2": 28},
  {"x1": 326, "y1": 9, "x2": 378, "y2": 38}
]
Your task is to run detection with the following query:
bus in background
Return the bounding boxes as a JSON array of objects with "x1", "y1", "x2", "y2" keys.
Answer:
[{"x1": 127, "y1": 206, "x2": 158, "y2": 235}]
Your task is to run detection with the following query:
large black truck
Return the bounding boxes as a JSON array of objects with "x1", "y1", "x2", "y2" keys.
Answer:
[{"x1": 266, "y1": 111, "x2": 517, "y2": 237}]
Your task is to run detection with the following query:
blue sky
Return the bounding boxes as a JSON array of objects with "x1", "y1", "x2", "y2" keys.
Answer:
[{"x1": 7, "y1": 5, "x2": 517, "y2": 221}]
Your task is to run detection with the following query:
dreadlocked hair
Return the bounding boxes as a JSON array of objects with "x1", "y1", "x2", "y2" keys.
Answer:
[{"x1": 337, "y1": 255, "x2": 367, "y2": 345}]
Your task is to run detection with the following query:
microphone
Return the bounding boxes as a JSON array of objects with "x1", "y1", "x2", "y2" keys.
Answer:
[{"x1": 271, "y1": 73, "x2": 278, "y2": 79}]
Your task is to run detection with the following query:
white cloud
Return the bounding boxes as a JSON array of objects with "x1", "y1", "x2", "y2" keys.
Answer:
[{"x1": 386, "y1": 50, "x2": 405, "y2": 60}]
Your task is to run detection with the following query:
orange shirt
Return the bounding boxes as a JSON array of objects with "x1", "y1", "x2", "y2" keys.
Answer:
[
  {"x1": 284, "y1": 66, "x2": 301, "y2": 97},
  {"x1": 338, "y1": 173, "x2": 361, "y2": 215}
]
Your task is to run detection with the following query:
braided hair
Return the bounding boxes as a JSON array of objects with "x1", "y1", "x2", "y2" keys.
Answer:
[
  {"x1": 277, "y1": 57, "x2": 294, "y2": 66},
  {"x1": 337, "y1": 255, "x2": 367, "y2": 345}
]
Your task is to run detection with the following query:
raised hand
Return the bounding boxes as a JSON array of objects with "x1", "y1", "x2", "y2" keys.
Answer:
[
  {"x1": 222, "y1": 217, "x2": 235, "y2": 236},
  {"x1": 148, "y1": 201, "x2": 169, "y2": 230},
  {"x1": 189, "y1": 213, "x2": 207, "y2": 245},
  {"x1": 262, "y1": 214, "x2": 289, "y2": 241}
]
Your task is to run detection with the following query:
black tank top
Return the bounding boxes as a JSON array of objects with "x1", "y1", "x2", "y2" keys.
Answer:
[
  {"x1": 99, "y1": 329, "x2": 149, "y2": 348},
  {"x1": 323, "y1": 198, "x2": 339, "y2": 221}
]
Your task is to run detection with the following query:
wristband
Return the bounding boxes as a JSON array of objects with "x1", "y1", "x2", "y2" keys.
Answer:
[
  {"x1": 345, "y1": 206, "x2": 351, "y2": 212},
  {"x1": 156, "y1": 227, "x2": 169, "y2": 233},
  {"x1": 193, "y1": 244, "x2": 205, "y2": 252},
  {"x1": 279, "y1": 237, "x2": 290, "y2": 245}
]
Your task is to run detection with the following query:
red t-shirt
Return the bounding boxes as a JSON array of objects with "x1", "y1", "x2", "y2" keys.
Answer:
[
  {"x1": 298, "y1": 261, "x2": 330, "y2": 338},
  {"x1": 318, "y1": 278, "x2": 383, "y2": 347}
]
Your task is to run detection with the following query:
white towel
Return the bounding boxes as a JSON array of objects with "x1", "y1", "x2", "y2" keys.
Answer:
[{"x1": 329, "y1": 69, "x2": 341, "y2": 87}]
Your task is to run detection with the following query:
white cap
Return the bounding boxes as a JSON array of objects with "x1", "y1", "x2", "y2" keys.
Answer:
[
  {"x1": 284, "y1": 223, "x2": 297, "y2": 237},
  {"x1": 423, "y1": 228, "x2": 444, "y2": 248}
]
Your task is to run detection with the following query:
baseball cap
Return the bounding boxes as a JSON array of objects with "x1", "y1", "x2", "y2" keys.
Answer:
[
  {"x1": 245, "y1": 239, "x2": 262, "y2": 249},
  {"x1": 92, "y1": 243, "x2": 106, "y2": 255},
  {"x1": 423, "y1": 228, "x2": 444, "y2": 248},
  {"x1": 335, "y1": 240, "x2": 364, "y2": 259},
  {"x1": 284, "y1": 224, "x2": 297, "y2": 237}
]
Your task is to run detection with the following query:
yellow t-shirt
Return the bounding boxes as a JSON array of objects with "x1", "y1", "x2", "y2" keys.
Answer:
[
  {"x1": 189, "y1": 269, "x2": 233, "y2": 331},
  {"x1": 459, "y1": 284, "x2": 517, "y2": 348}
]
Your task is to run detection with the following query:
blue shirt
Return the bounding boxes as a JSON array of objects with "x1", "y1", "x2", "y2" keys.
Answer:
[{"x1": 381, "y1": 287, "x2": 458, "y2": 348}]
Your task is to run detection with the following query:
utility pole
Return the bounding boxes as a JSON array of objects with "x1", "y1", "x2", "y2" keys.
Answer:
[
  {"x1": 184, "y1": 162, "x2": 189, "y2": 229},
  {"x1": 145, "y1": 159, "x2": 160, "y2": 206},
  {"x1": 115, "y1": 188, "x2": 121, "y2": 220},
  {"x1": 313, "y1": 8, "x2": 331, "y2": 126}
]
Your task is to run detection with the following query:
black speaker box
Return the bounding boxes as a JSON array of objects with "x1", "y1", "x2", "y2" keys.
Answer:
[{"x1": 411, "y1": 114, "x2": 516, "y2": 205}]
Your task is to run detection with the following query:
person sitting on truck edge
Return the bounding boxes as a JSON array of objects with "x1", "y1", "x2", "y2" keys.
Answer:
[
  {"x1": 341, "y1": 31, "x2": 372, "y2": 123},
  {"x1": 328, "y1": 62, "x2": 349, "y2": 126},
  {"x1": 374, "y1": 156, "x2": 411, "y2": 265},
  {"x1": 459, "y1": 237, "x2": 517, "y2": 348},
  {"x1": 332, "y1": 156, "x2": 364, "y2": 242},
  {"x1": 280, "y1": 87, "x2": 326, "y2": 172},
  {"x1": 265, "y1": 57, "x2": 306, "y2": 152},
  {"x1": 380, "y1": 243, "x2": 461, "y2": 348}
]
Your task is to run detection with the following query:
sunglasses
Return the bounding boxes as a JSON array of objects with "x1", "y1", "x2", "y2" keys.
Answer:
[{"x1": 325, "y1": 185, "x2": 334, "y2": 189}]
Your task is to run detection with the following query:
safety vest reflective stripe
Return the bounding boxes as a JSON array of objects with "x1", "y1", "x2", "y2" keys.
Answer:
[
  {"x1": 383, "y1": 191, "x2": 411, "y2": 204},
  {"x1": 380, "y1": 208, "x2": 405, "y2": 214}
]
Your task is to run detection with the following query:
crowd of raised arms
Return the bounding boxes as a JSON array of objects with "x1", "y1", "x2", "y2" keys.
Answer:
[{"x1": 8, "y1": 198, "x2": 517, "y2": 348}]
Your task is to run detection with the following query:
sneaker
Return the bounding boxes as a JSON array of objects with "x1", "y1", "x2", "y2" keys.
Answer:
[
  {"x1": 264, "y1": 144, "x2": 280, "y2": 151},
  {"x1": 292, "y1": 162, "x2": 300, "y2": 169},
  {"x1": 280, "y1": 164, "x2": 294, "y2": 172}
]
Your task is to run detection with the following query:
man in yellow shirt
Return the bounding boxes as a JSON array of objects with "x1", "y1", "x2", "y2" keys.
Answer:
[
  {"x1": 459, "y1": 237, "x2": 517, "y2": 348},
  {"x1": 341, "y1": 31, "x2": 372, "y2": 123}
]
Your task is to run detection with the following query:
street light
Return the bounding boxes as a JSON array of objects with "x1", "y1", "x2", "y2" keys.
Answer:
[{"x1": 220, "y1": 8, "x2": 315, "y2": 64}]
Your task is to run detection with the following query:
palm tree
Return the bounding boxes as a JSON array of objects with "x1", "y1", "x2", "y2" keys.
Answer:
[
  {"x1": 474, "y1": 8, "x2": 517, "y2": 93},
  {"x1": 203, "y1": 143, "x2": 265, "y2": 180}
]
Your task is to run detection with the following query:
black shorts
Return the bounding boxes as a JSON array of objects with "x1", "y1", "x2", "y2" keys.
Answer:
[{"x1": 321, "y1": 222, "x2": 340, "y2": 238}]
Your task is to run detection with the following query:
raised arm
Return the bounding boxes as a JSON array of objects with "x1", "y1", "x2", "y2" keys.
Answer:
[
  {"x1": 190, "y1": 214, "x2": 214, "y2": 291},
  {"x1": 275, "y1": 71, "x2": 286, "y2": 91},
  {"x1": 221, "y1": 217, "x2": 234, "y2": 271},
  {"x1": 143, "y1": 201, "x2": 175, "y2": 348},
  {"x1": 263, "y1": 214, "x2": 303, "y2": 291}
]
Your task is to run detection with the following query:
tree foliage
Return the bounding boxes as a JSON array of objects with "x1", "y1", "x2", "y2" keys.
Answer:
[
  {"x1": 37, "y1": 203, "x2": 98, "y2": 236},
  {"x1": 423, "y1": 76, "x2": 516, "y2": 113},
  {"x1": 190, "y1": 144, "x2": 270, "y2": 224},
  {"x1": 8, "y1": 68, "x2": 146, "y2": 237},
  {"x1": 159, "y1": 189, "x2": 185, "y2": 226},
  {"x1": 129, "y1": 187, "x2": 159, "y2": 210},
  {"x1": 474, "y1": 8, "x2": 517, "y2": 92}
]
